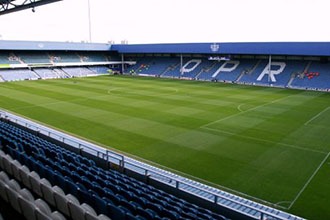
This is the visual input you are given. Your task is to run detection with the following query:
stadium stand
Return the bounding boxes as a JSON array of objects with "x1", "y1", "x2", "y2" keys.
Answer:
[
  {"x1": 137, "y1": 57, "x2": 179, "y2": 77},
  {"x1": 50, "y1": 52, "x2": 81, "y2": 63},
  {"x1": 79, "y1": 52, "x2": 108, "y2": 63},
  {"x1": 0, "y1": 48, "x2": 120, "y2": 82},
  {"x1": 88, "y1": 66, "x2": 110, "y2": 74},
  {"x1": 238, "y1": 60, "x2": 305, "y2": 87},
  {"x1": 62, "y1": 67, "x2": 98, "y2": 77},
  {"x1": 161, "y1": 59, "x2": 183, "y2": 78},
  {"x1": 33, "y1": 68, "x2": 62, "y2": 79},
  {"x1": 236, "y1": 60, "x2": 268, "y2": 85},
  {"x1": 180, "y1": 59, "x2": 210, "y2": 79},
  {"x1": 124, "y1": 57, "x2": 330, "y2": 91},
  {"x1": 214, "y1": 60, "x2": 247, "y2": 82},
  {"x1": 125, "y1": 57, "x2": 155, "y2": 75},
  {"x1": 290, "y1": 62, "x2": 330, "y2": 90},
  {"x1": 0, "y1": 69, "x2": 39, "y2": 81},
  {"x1": 196, "y1": 60, "x2": 219, "y2": 80},
  {"x1": 17, "y1": 52, "x2": 51, "y2": 64},
  {"x1": 0, "y1": 170, "x2": 67, "y2": 220},
  {"x1": 0, "y1": 53, "x2": 21, "y2": 65},
  {"x1": 0, "y1": 119, "x2": 229, "y2": 220},
  {"x1": 0, "y1": 47, "x2": 329, "y2": 93}
]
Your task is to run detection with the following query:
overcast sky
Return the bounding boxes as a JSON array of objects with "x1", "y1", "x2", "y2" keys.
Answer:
[{"x1": 0, "y1": 0, "x2": 329, "y2": 44}]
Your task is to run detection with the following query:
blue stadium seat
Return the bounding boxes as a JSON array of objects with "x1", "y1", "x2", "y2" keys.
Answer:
[
  {"x1": 90, "y1": 193, "x2": 109, "y2": 215},
  {"x1": 146, "y1": 202, "x2": 163, "y2": 213},
  {"x1": 120, "y1": 199, "x2": 137, "y2": 214},
  {"x1": 76, "y1": 183, "x2": 90, "y2": 203},
  {"x1": 161, "y1": 209, "x2": 180, "y2": 220},
  {"x1": 107, "y1": 202, "x2": 126, "y2": 219},
  {"x1": 65, "y1": 179, "x2": 80, "y2": 196}
]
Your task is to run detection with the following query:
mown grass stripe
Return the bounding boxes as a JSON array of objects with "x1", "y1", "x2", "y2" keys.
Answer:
[{"x1": 1, "y1": 76, "x2": 330, "y2": 219}]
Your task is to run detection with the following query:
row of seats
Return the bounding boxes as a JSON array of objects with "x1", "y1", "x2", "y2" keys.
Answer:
[
  {"x1": 125, "y1": 58, "x2": 330, "y2": 90},
  {"x1": 88, "y1": 66, "x2": 110, "y2": 74},
  {"x1": 0, "y1": 120, "x2": 228, "y2": 220},
  {"x1": 33, "y1": 68, "x2": 65, "y2": 79},
  {"x1": 0, "y1": 66, "x2": 109, "y2": 82},
  {"x1": 0, "y1": 52, "x2": 109, "y2": 65},
  {"x1": 0, "y1": 168, "x2": 65, "y2": 220},
  {"x1": 62, "y1": 67, "x2": 97, "y2": 77},
  {"x1": 3, "y1": 139, "x2": 225, "y2": 220},
  {"x1": 0, "y1": 151, "x2": 111, "y2": 220},
  {"x1": 0, "y1": 69, "x2": 39, "y2": 81}
]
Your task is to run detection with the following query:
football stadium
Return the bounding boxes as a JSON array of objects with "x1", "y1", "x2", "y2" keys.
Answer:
[{"x1": 0, "y1": 1, "x2": 330, "y2": 220}]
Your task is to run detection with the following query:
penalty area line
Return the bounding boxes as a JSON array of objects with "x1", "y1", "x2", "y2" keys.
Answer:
[
  {"x1": 201, "y1": 94, "x2": 296, "y2": 128},
  {"x1": 288, "y1": 151, "x2": 330, "y2": 209},
  {"x1": 304, "y1": 106, "x2": 330, "y2": 126},
  {"x1": 201, "y1": 126, "x2": 328, "y2": 155}
]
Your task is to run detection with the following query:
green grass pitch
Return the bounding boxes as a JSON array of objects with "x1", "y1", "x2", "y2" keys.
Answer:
[{"x1": 0, "y1": 75, "x2": 329, "y2": 219}]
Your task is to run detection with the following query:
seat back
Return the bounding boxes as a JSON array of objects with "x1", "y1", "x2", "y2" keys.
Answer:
[
  {"x1": 0, "y1": 171, "x2": 10, "y2": 183},
  {"x1": 5, "y1": 180, "x2": 22, "y2": 213},
  {"x1": 18, "y1": 165, "x2": 30, "y2": 184},
  {"x1": 29, "y1": 171, "x2": 42, "y2": 197},
  {"x1": 68, "y1": 201, "x2": 86, "y2": 220},
  {"x1": 0, "y1": 176, "x2": 9, "y2": 202},
  {"x1": 10, "y1": 160, "x2": 22, "y2": 181},
  {"x1": 18, "y1": 195, "x2": 37, "y2": 220},
  {"x1": 35, "y1": 199, "x2": 52, "y2": 215},
  {"x1": 3, "y1": 154, "x2": 14, "y2": 175}
]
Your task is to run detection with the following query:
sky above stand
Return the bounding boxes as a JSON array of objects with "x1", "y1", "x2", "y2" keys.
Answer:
[{"x1": 0, "y1": 0, "x2": 329, "y2": 44}]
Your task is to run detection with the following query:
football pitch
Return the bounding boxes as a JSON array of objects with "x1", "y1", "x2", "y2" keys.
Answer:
[{"x1": 0, "y1": 75, "x2": 329, "y2": 219}]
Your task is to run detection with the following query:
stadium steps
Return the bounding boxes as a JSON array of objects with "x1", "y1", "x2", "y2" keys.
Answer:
[
  {"x1": 236, "y1": 59, "x2": 262, "y2": 83},
  {"x1": 0, "y1": 75, "x2": 4, "y2": 82},
  {"x1": 53, "y1": 68, "x2": 70, "y2": 78},
  {"x1": 249, "y1": 60, "x2": 262, "y2": 75},
  {"x1": 287, "y1": 61, "x2": 312, "y2": 88},
  {"x1": 46, "y1": 53, "x2": 55, "y2": 65},
  {"x1": 195, "y1": 62, "x2": 217, "y2": 79},
  {"x1": 303, "y1": 61, "x2": 313, "y2": 73},
  {"x1": 17, "y1": 56, "x2": 25, "y2": 65},
  {"x1": 286, "y1": 74, "x2": 296, "y2": 87},
  {"x1": 161, "y1": 62, "x2": 180, "y2": 76},
  {"x1": 32, "y1": 70, "x2": 42, "y2": 79},
  {"x1": 235, "y1": 69, "x2": 248, "y2": 82}
]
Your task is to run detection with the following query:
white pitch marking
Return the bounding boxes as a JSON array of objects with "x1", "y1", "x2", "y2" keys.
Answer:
[
  {"x1": 304, "y1": 106, "x2": 330, "y2": 126},
  {"x1": 201, "y1": 94, "x2": 296, "y2": 128},
  {"x1": 107, "y1": 87, "x2": 179, "y2": 97},
  {"x1": 275, "y1": 201, "x2": 291, "y2": 207},
  {"x1": 237, "y1": 103, "x2": 245, "y2": 112},
  {"x1": 288, "y1": 151, "x2": 330, "y2": 209},
  {"x1": 107, "y1": 88, "x2": 119, "y2": 94},
  {"x1": 201, "y1": 126, "x2": 328, "y2": 154}
]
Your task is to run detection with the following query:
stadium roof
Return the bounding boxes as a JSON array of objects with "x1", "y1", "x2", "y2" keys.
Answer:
[
  {"x1": 0, "y1": 0, "x2": 61, "y2": 15},
  {"x1": 1, "y1": 40, "x2": 330, "y2": 57},
  {"x1": 0, "y1": 40, "x2": 111, "y2": 51},
  {"x1": 111, "y1": 42, "x2": 330, "y2": 56}
]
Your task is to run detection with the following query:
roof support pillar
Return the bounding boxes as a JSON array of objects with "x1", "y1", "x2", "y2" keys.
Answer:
[
  {"x1": 121, "y1": 54, "x2": 124, "y2": 74},
  {"x1": 268, "y1": 55, "x2": 272, "y2": 83},
  {"x1": 180, "y1": 54, "x2": 183, "y2": 75}
]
